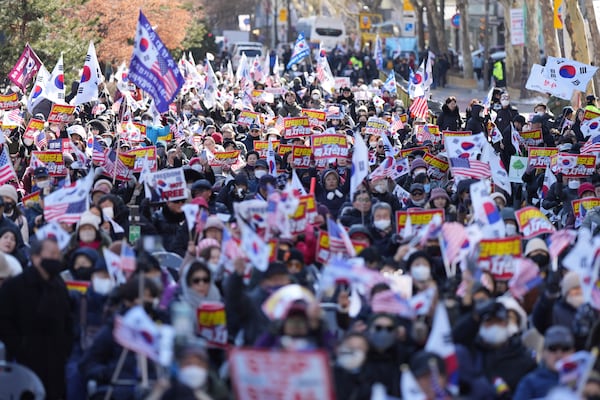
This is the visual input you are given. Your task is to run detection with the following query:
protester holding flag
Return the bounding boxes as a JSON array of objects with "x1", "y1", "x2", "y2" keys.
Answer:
[{"x1": 435, "y1": 96, "x2": 462, "y2": 132}]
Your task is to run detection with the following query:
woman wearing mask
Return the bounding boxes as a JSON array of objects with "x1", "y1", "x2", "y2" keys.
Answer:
[
  {"x1": 0, "y1": 185, "x2": 28, "y2": 243},
  {"x1": 368, "y1": 202, "x2": 396, "y2": 258},
  {"x1": 155, "y1": 344, "x2": 230, "y2": 400},
  {"x1": 66, "y1": 211, "x2": 112, "y2": 260},
  {"x1": 97, "y1": 194, "x2": 130, "y2": 242},
  {"x1": 369, "y1": 178, "x2": 402, "y2": 212},
  {"x1": 197, "y1": 238, "x2": 223, "y2": 277},
  {"x1": 66, "y1": 247, "x2": 100, "y2": 282},
  {"x1": 333, "y1": 333, "x2": 372, "y2": 400}
]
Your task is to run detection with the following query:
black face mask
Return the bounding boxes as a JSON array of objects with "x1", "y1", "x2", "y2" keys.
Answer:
[
  {"x1": 529, "y1": 254, "x2": 550, "y2": 269},
  {"x1": 3, "y1": 203, "x2": 14, "y2": 213},
  {"x1": 71, "y1": 267, "x2": 93, "y2": 281},
  {"x1": 427, "y1": 246, "x2": 441, "y2": 257},
  {"x1": 41, "y1": 259, "x2": 64, "y2": 279},
  {"x1": 143, "y1": 300, "x2": 157, "y2": 317}
]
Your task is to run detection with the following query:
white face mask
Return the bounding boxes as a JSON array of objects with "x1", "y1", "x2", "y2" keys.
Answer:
[
  {"x1": 568, "y1": 180, "x2": 580, "y2": 190},
  {"x1": 373, "y1": 219, "x2": 391, "y2": 231},
  {"x1": 36, "y1": 180, "x2": 50, "y2": 188},
  {"x1": 255, "y1": 170, "x2": 266, "y2": 179},
  {"x1": 92, "y1": 277, "x2": 114, "y2": 295},
  {"x1": 374, "y1": 182, "x2": 388, "y2": 193},
  {"x1": 411, "y1": 264, "x2": 431, "y2": 281},
  {"x1": 566, "y1": 294, "x2": 585, "y2": 309},
  {"x1": 79, "y1": 229, "x2": 97, "y2": 243},
  {"x1": 501, "y1": 100, "x2": 510, "y2": 107},
  {"x1": 479, "y1": 325, "x2": 510, "y2": 346},
  {"x1": 507, "y1": 322, "x2": 520, "y2": 337},
  {"x1": 236, "y1": 187, "x2": 245, "y2": 197},
  {"x1": 536, "y1": 111, "x2": 544, "y2": 116},
  {"x1": 412, "y1": 198, "x2": 427, "y2": 207},
  {"x1": 178, "y1": 365, "x2": 207, "y2": 389},
  {"x1": 337, "y1": 349, "x2": 366, "y2": 371},
  {"x1": 505, "y1": 224, "x2": 517, "y2": 236},
  {"x1": 102, "y1": 207, "x2": 114, "y2": 220},
  {"x1": 312, "y1": 94, "x2": 320, "y2": 100}
]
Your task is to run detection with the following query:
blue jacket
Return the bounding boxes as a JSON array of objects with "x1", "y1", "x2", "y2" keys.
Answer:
[{"x1": 513, "y1": 365, "x2": 559, "y2": 400}]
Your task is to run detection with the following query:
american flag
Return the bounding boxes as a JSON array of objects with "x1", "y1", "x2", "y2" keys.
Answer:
[
  {"x1": 440, "y1": 222, "x2": 470, "y2": 267},
  {"x1": 91, "y1": 138, "x2": 106, "y2": 164},
  {"x1": 35, "y1": 131, "x2": 47, "y2": 150},
  {"x1": 390, "y1": 113, "x2": 405, "y2": 132},
  {"x1": 371, "y1": 290, "x2": 415, "y2": 320},
  {"x1": 327, "y1": 218, "x2": 356, "y2": 256},
  {"x1": 547, "y1": 229, "x2": 577, "y2": 260},
  {"x1": 409, "y1": 96, "x2": 429, "y2": 119},
  {"x1": 581, "y1": 134, "x2": 600, "y2": 154},
  {"x1": 0, "y1": 146, "x2": 17, "y2": 185},
  {"x1": 150, "y1": 52, "x2": 179, "y2": 96},
  {"x1": 44, "y1": 171, "x2": 94, "y2": 223},
  {"x1": 103, "y1": 149, "x2": 131, "y2": 179},
  {"x1": 449, "y1": 157, "x2": 491, "y2": 179},
  {"x1": 2, "y1": 109, "x2": 24, "y2": 127}
]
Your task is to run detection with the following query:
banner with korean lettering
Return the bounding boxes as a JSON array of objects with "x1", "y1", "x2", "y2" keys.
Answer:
[
  {"x1": 528, "y1": 147, "x2": 558, "y2": 169},
  {"x1": 144, "y1": 167, "x2": 187, "y2": 202},
  {"x1": 364, "y1": 117, "x2": 390, "y2": 136},
  {"x1": 396, "y1": 209, "x2": 445, "y2": 234},
  {"x1": 23, "y1": 118, "x2": 45, "y2": 145},
  {"x1": 0, "y1": 93, "x2": 20, "y2": 110},
  {"x1": 197, "y1": 302, "x2": 228, "y2": 348},
  {"x1": 229, "y1": 349, "x2": 335, "y2": 400},
  {"x1": 47, "y1": 104, "x2": 76, "y2": 124},
  {"x1": 519, "y1": 129, "x2": 543, "y2": 146},
  {"x1": 290, "y1": 194, "x2": 317, "y2": 234},
  {"x1": 283, "y1": 117, "x2": 311, "y2": 138},
  {"x1": 572, "y1": 198, "x2": 600, "y2": 227},
  {"x1": 237, "y1": 110, "x2": 260, "y2": 127},
  {"x1": 515, "y1": 206, "x2": 556, "y2": 239},
  {"x1": 254, "y1": 140, "x2": 280, "y2": 158},
  {"x1": 478, "y1": 237, "x2": 522, "y2": 280},
  {"x1": 291, "y1": 146, "x2": 312, "y2": 168},
  {"x1": 400, "y1": 146, "x2": 430, "y2": 158},
  {"x1": 127, "y1": 146, "x2": 157, "y2": 172},
  {"x1": 311, "y1": 133, "x2": 349, "y2": 168},
  {"x1": 31, "y1": 151, "x2": 66, "y2": 176},
  {"x1": 550, "y1": 153, "x2": 596, "y2": 177},
  {"x1": 209, "y1": 150, "x2": 241, "y2": 167},
  {"x1": 277, "y1": 143, "x2": 293, "y2": 156},
  {"x1": 422, "y1": 152, "x2": 449, "y2": 179},
  {"x1": 301, "y1": 109, "x2": 327, "y2": 127}
]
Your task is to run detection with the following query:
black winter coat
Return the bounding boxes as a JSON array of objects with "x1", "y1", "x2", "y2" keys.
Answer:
[
  {"x1": 151, "y1": 205, "x2": 189, "y2": 257},
  {"x1": 0, "y1": 266, "x2": 74, "y2": 400},
  {"x1": 436, "y1": 104, "x2": 462, "y2": 131}
]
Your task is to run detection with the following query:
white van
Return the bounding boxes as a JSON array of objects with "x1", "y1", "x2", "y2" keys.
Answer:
[
  {"x1": 231, "y1": 42, "x2": 264, "y2": 70},
  {"x1": 295, "y1": 16, "x2": 346, "y2": 51}
]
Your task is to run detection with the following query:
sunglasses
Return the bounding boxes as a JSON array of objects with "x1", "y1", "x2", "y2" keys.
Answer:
[
  {"x1": 172, "y1": 199, "x2": 186, "y2": 204},
  {"x1": 412, "y1": 191, "x2": 424, "y2": 196},
  {"x1": 547, "y1": 345, "x2": 573, "y2": 352},
  {"x1": 192, "y1": 277, "x2": 210, "y2": 284},
  {"x1": 374, "y1": 325, "x2": 395, "y2": 332}
]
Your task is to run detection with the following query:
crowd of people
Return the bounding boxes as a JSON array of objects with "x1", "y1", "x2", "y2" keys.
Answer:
[{"x1": 0, "y1": 49, "x2": 599, "y2": 400}]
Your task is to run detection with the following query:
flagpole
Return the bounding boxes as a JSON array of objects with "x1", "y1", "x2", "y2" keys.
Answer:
[{"x1": 576, "y1": 347, "x2": 598, "y2": 398}]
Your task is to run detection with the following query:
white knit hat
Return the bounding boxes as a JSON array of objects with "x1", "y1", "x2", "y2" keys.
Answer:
[{"x1": 79, "y1": 211, "x2": 101, "y2": 230}]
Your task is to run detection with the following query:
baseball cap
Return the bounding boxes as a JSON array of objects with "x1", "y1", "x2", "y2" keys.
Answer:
[
  {"x1": 33, "y1": 167, "x2": 49, "y2": 179},
  {"x1": 544, "y1": 325, "x2": 574, "y2": 349}
]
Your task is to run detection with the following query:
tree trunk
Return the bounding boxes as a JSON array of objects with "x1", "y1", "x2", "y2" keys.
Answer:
[
  {"x1": 524, "y1": 0, "x2": 541, "y2": 67},
  {"x1": 583, "y1": 0, "x2": 600, "y2": 94},
  {"x1": 410, "y1": 0, "x2": 426, "y2": 52},
  {"x1": 423, "y1": 0, "x2": 448, "y2": 54},
  {"x1": 498, "y1": 0, "x2": 525, "y2": 92},
  {"x1": 539, "y1": 0, "x2": 560, "y2": 58},
  {"x1": 563, "y1": 0, "x2": 590, "y2": 63},
  {"x1": 456, "y1": 0, "x2": 473, "y2": 79}
]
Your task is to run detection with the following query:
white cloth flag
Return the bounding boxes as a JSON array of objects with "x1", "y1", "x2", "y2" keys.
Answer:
[
  {"x1": 73, "y1": 41, "x2": 102, "y2": 105},
  {"x1": 350, "y1": 132, "x2": 369, "y2": 197},
  {"x1": 544, "y1": 56, "x2": 599, "y2": 92},
  {"x1": 481, "y1": 141, "x2": 512, "y2": 195},
  {"x1": 27, "y1": 65, "x2": 50, "y2": 113},
  {"x1": 470, "y1": 179, "x2": 506, "y2": 238},
  {"x1": 44, "y1": 54, "x2": 65, "y2": 104},
  {"x1": 203, "y1": 59, "x2": 218, "y2": 109},
  {"x1": 526, "y1": 64, "x2": 574, "y2": 100}
]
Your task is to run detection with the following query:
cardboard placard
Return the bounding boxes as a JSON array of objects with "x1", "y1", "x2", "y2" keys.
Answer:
[
  {"x1": 31, "y1": 151, "x2": 66, "y2": 176},
  {"x1": 515, "y1": 206, "x2": 556, "y2": 239},
  {"x1": 550, "y1": 153, "x2": 596, "y2": 177},
  {"x1": 144, "y1": 167, "x2": 187, "y2": 202},
  {"x1": 47, "y1": 104, "x2": 76, "y2": 124},
  {"x1": 395, "y1": 209, "x2": 445, "y2": 234},
  {"x1": 528, "y1": 147, "x2": 558, "y2": 169},
  {"x1": 283, "y1": 117, "x2": 311, "y2": 139}
]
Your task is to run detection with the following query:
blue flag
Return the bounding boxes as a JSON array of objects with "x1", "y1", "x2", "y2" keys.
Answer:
[
  {"x1": 128, "y1": 11, "x2": 184, "y2": 113},
  {"x1": 286, "y1": 33, "x2": 310, "y2": 69}
]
